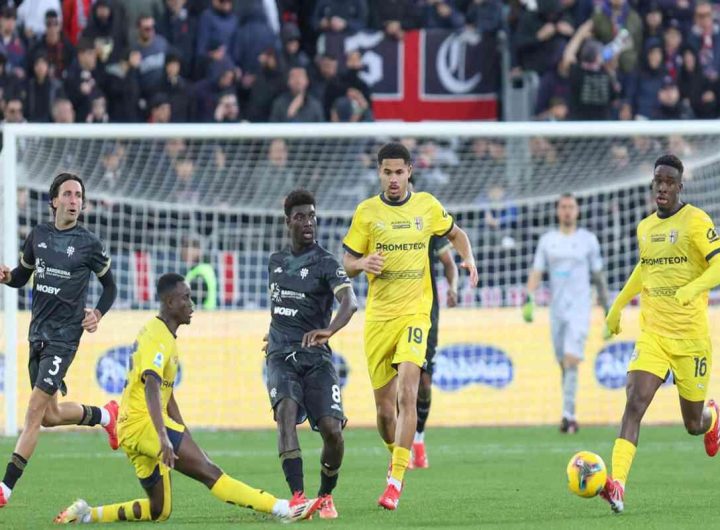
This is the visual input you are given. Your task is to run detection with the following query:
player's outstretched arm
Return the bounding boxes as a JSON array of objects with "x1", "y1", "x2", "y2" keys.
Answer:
[
  {"x1": 0, "y1": 263, "x2": 32, "y2": 288},
  {"x1": 342, "y1": 251, "x2": 384, "y2": 278},
  {"x1": 144, "y1": 374, "x2": 177, "y2": 469},
  {"x1": 675, "y1": 256, "x2": 720, "y2": 305},
  {"x1": 302, "y1": 286, "x2": 358, "y2": 348},
  {"x1": 446, "y1": 224, "x2": 478, "y2": 287},
  {"x1": 438, "y1": 249, "x2": 458, "y2": 307},
  {"x1": 606, "y1": 263, "x2": 642, "y2": 335}
]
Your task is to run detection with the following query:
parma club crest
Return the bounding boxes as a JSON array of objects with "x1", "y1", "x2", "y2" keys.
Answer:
[
  {"x1": 415, "y1": 216, "x2": 423, "y2": 230},
  {"x1": 669, "y1": 230, "x2": 678, "y2": 244}
]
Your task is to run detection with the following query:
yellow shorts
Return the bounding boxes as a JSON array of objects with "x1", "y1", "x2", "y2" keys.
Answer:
[
  {"x1": 629, "y1": 331, "x2": 712, "y2": 402},
  {"x1": 364, "y1": 314, "x2": 430, "y2": 390},
  {"x1": 118, "y1": 416, "x2": 185, "y2": 483}
]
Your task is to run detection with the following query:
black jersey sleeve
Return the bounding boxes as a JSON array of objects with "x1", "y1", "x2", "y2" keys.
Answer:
[
  {"x1": 89, "y1": 237, "x2": 111, "y2": 277},
  {"x1": 320, "y1": 255, "x2": 352, "y2": 294},
  {"x1": 19, "y1": 228, "x2": 35, "y2": 269}
]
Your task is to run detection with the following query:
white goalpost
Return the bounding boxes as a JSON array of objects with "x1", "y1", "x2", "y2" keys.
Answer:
[{"x1": 3, "y1": 120, "x2": 720, "y2": 437}]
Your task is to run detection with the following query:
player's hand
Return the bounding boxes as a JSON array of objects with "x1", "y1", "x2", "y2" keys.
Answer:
[
  {"x1": 522, "y1": 295, "x2": 534, "y2": 323},
  {"x1": 674, "y1": 285, "x2": 698, "y2": 306},
  {"x1": 605, "y1": 305, "x2": 622, "y2": 336},
  {"x1": 0, "y1": 264, "x2": 10, "y2": 284},
  {"x1": 81, "y1": 308, "x2": 102, "y2": 333},
  {"x1": 360, "y1": 252, "x2": 384, "y2": 275},
  {"x1": 446, "y1": 289, "x2": 458, "y2": 308},
  {"x1": 461, "y1": 260, "x2": 478, "y2": 287},
  {"x1": 302, "y1": 328, "x2": 334, "y2": 348},
  {"x1": 159, "y1": 433, "x2": 178, "y2": 469},
  {"x1": 261, "y1": 333, "x2": 268, "y2": 354}
]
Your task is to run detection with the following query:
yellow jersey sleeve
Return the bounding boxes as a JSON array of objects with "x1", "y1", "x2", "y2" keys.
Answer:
[
  {"x1": 136, "y1": 333, "x2": 169, "y2": 383},
  {"x1": 343, "y1": 204, "x2": 370, "y2": 257},
  {"x1": 428, "y1": 195, "x2": 454, "y2": 236},
  {"x1": 689, "y1": 209, "x2": 720, "y2": 263}
]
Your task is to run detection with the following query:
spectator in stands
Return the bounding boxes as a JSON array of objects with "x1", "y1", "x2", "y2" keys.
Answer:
[
  {"x1": 3, "y1": 95, "x2": 24, "y2": 123},
  {"x1": 156, "y1": 0, "x2": 197, "y2": 79},
  {"x1": 659, "y1": 0, "x2": 695, "y2": 34},
  {"x1": 121, "y1": 0, "x2": 163, "y2": 45},
  {"x1": 193, "y1": 57, "x2": 236, "y2": 121},
  {"x1": 213, "y1": 91, "x2": 240, "y2": 122},
  {"x1": 590, "y1": 0, "x2": 643, "y2": 74},
  {"x1": 654, "y1": 76, "x2": 694, "y2": 119},
  {"x1": 536, "y1": 96, "x2": 569, "y2": 120},
  {"x1": 466, "y1": 0, "x2": 504, "y2": 34},
  {"x1": 82, "y1": 0, "x2": 128, "y2": 65},
  {"x1": 103, "y1": 48, "x2": 142, "y2": 122},
  {"x1": 413, "y1": 140, "x2": 451, "y2": 196},
  {"x1": 25, "y1": 53, "x2": 61, "y2": 122},
  {"x1": 309, "y1": 52, "x2": 338, "y2": 111},
  {"x1": 0, "y1": 7, "x2": 27, "y2": 79},
  {"x1": 330, "y1": 91, "x2": 373, "y2": 122},
  {"x1": 244, "y1": 46, "x2": 286, "y2": 122},
  {"x1": 281, "y1": 22, "x2": 310, "y2": 68},
  {"x1": 64, "y1": 37, "x2": 103, "y2": 121},
  {"x1": 231, "y1": 2, "x2": 279, "y2": 75},
  {"x1": 17, "y1": 0, "x2": 61, "y2": 42},
  {"x1": 642, "y1": 2, "x2": 664, "y2": 44},
  {"x1": 678, "y1": 44, "x2": 719, "y2": 118},
  {"x1": 173, "y1": 154, "x2": 201, "y2": 202},
  {"x1": 148, "y1": 92, "x2": 172, "y2": 122},
  {"x1": 688, "y1": 1, "x2": 720, "y2": 82},
  {"x1": 628, "y1": 38, "x2": 667, "y2": 119},
  {"x1": 160, "y1": 51, "x2": 192, "y2": 122},
  {"x1": 96, "y1": 142, "x2": 126, "y2": 191},
  {"x1": 422, "y1": 0, "x2": 465, "y2": 30},
  {"x1": 86, "y1": 91, "x2": 109, "y2": 122},
  {"x1": 270, "y1": 65, "x2": 324, "y2": 122},
  {"x1": 313, "y1": 0, "x2": 368, "y2": 34},
  {"x1": 194, "y1": 35, "x2": 230, "y2": 80},
  {"x1": 30, "y1": 10, "x2": 75, "y2": 80},
  {"x1": 476, "y1": 184, "x2": 519, "y2": 236},
  {"x1": 248, "y1": 138, "x2": 297, "y2": 207},
  {"x1": 368, "y1": 0, "x2": 421, "y2": 39},
  {"x1": 51, "y1": 96, "x2": 75, "y2": 122},
  {"x1": 664, "y1": 20, "x2": 683, "y2": 81},
  {"x1": 132, "y1": 14, "x2": 169, "y2": 97},
  {"x1": 323, "y1": 49, "x2": 372, "y2": 118},
  {"x1": 196, "y1": 0, "x2": 237, "y2": 60},
  {"x1": 514, "y1": 0, "x2": 575, "y2": 75}
]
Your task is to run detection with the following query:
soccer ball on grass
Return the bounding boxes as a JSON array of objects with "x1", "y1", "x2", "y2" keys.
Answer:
[{"x1": 566, "y1": 451, "x2": 607, "y2": 498}]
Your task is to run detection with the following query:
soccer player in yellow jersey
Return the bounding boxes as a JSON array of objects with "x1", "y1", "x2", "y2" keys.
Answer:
[
  {"x1": 342, "y1": 142, "x2": 478, "y2": 510},
  {"x1": 602, "y1": 155, "x2": 720, "y2": 513},
  {"x1": 54, "y1": 273, "x2": 321, "y2": 524}
]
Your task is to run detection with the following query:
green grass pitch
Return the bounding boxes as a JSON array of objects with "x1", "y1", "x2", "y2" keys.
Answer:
[{"x1": 0, "y1": 425, "x2": 718, "y2": 529}]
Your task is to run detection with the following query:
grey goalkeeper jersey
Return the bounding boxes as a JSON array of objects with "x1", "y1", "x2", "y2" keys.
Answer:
[{"x1": 532, "y1": 228, "x2": 603, "y2": 321}]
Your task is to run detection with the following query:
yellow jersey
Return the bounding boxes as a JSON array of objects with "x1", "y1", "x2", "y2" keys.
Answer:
[
  {"x1": 343, "y1": 192, "x2": 454, "y2": 321},
  {"x1": 118, "y1": 317, "x2": 181, "y2": 428},
  {"x1": 637, "y1": 203, "x2": 720, "y2": 338}
]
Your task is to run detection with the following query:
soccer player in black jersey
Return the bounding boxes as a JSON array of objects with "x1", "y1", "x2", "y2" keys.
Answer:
[
  {"x1": 263, "y1": 190, "x2": 358, "y2": 519},
  {"x1": 0, "y1": 173, "x2": 118, "y2": 507}
]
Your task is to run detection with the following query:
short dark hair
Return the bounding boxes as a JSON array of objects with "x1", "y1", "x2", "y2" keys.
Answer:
[
  {"x1": 49, "y1": 172, "x2": 85, "y2": 213},
  {"x1": 284, "y1": 189, "x2": 315, "y2": 217},
  {"x1": 377, "y1": 142, "x2": 411, "y2": 166},
  {"x1": 654, "y1": 154, "x2": 684, "y2": 176},
  {"x1": 157, "y1": 272, "x2": 185, "y2": 299}
]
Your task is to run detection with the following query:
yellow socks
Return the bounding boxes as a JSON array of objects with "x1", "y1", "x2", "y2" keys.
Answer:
[
  {"x1": 706, "y1": 404, "x2": 718, "y2": 434},
  {"x1": 384, "y1": 441, "x2": 396, "y2": 454},
  {"x1": 389, "y1": 446, "x2": 411, "y2": 485},
  {"x1": 210, "y1": 473, "x2": 277, "y2": 514},
  {"x1": 90, "y1": 499, "x2": 151, "y2": 522},
  {"x1": 611, "y1": 438, "x2": 637, "y2": 488}
]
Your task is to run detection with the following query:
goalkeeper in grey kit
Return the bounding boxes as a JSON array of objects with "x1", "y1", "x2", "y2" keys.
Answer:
[{"x1": 522, "y1": 193, "x2": 610, "y2": 433}]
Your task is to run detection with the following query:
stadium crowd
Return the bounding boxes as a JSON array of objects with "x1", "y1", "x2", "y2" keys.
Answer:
[{"x1": 0, "y1": 0, "x2": 718, "y2": 124}]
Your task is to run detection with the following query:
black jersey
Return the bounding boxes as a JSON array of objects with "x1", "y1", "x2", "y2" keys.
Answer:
[
  {"x1": 20, "y1": 222, "x2": 111, "y2": 345},
  {"x1": 267, "y1": 243, "x2": 351, "y2": 356}
]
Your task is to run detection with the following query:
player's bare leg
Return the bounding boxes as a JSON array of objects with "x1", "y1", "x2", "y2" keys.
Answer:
[
  {"x1": 678, "y1": 396, "x2": 720, "y2": 458},
  {"x1": 316, "y1": 416, "x2": 344, "y2": 519},
  {"x1": 601, "y1": 371, "x2": 663, "y2": 513},
  {"x1": 275, "y1": 398, "x2": 305, "y2": 503},
  {"x1": 560, "y1": 354, "x2": 581, "y2": 434},
  {"x1": 42, "y1": 394, "x2": 118, "y2": 445},
  {"x1": 413, "y1": 370, "x2": 432, "y2": 468},
  {"x1": 174, "y1": 430, "x2": 320, "y2": 521},
  {"x1": 373, "y1": 377, "x2": 398, "y2": 451},
  {"x1": 377, "y1": 362, "x2": 421, "y2": 510}
]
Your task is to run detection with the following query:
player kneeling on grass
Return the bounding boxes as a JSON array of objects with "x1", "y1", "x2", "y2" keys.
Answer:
[
  {"x1": 54, "y1": 273, "x2": 321, "y2": 524},
  {"x1": 264, "y1": 190, "x2": 358, "y2": 519}
]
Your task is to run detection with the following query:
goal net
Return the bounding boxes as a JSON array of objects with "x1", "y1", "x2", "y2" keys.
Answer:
[{"x1": 2, "y1": 121, "x2": 720, "y2": 435}]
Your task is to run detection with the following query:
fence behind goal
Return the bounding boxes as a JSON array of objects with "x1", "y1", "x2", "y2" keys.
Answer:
[{"x1": 3, "y1": 121, "x2": 720, "y2": 436}]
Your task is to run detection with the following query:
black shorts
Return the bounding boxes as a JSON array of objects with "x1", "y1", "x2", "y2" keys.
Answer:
[
  {"x1": 28, "y1": 341, "x2": 77, "y2": 396},
  {"x1": 424, "y1": 303, "x2": 440, "y2": 375},
  {"x1": 266, "y1": 349, "x2": 346, "y2": 431}
]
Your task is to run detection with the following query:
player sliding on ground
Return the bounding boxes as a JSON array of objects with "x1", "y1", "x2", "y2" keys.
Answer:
[
  {"x1": 342, "y1": 142, "x2": 478, "y2": 510},
  {"x1": 54, "y1": 273, "x2": 322, "y2": 524},
  {"x1": 602, "y1": 154, "x2": 720, "y2": 513},
  {"x1": 264, "y1": 190, "x2": 358, "y2": 519},
  {"x1": 0, "y1": 173, "x2": 118, "y2": 508}
]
